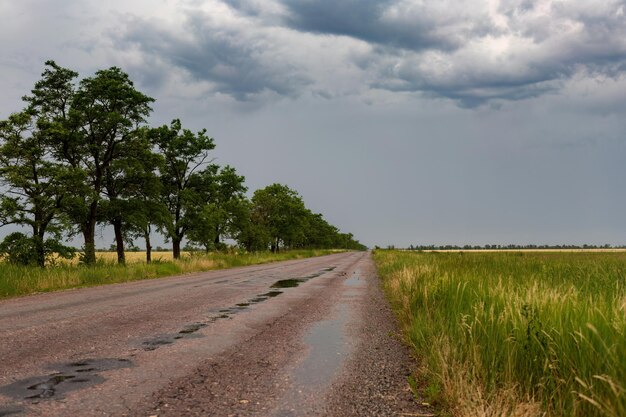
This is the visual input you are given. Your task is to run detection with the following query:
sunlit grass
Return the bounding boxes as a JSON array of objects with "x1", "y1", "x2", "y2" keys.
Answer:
[
  {"x1": 0, "y1": 249, "x2": 340, "y2": 299},
  {"x1": 375, "y1": 250, "x2": 626, "y2": 417}
]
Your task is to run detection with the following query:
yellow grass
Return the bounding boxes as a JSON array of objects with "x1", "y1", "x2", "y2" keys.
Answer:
[{"x1": 0, "y1": 249, "x2": 343, "y2": 299}]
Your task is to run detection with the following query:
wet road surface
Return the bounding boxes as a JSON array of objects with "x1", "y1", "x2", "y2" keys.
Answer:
[{"x1": 0, "y1": 252, "x2": 431, "y2": 416}]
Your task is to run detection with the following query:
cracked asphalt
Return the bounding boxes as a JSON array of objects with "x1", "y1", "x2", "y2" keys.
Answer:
[{"x1": 0, "y1": 252, "x2": 431, "y2": 416}]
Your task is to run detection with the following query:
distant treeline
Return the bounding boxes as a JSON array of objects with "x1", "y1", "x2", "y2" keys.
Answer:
[
  {"x1": 0, "y1": 61, "x2": 366, "y2": 267},
  {"x1": 400, "y1": 244, "x2": 625, "y2": 250}
]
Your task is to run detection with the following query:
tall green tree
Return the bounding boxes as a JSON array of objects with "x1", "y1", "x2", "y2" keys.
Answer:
[
  {"x1": 187, "y1": 165, "x2": 247, "y2": 252},
  {"x1": 126, "y1": 193, "x2": 169, "y2": 263},
  {"x1": 102, "y1": 132, "x2": 163, "y2": 264},
  {"x1": 301, "y1": 211, "x2": 339, "y2": 249},
  {"x1": 57, "y1": 67, "x2": 154, "y2": 264},
  {"x1": 232, "y1": 199, "x2": 268, "y2": 252},
  {"x1": 251, "y1": 184, "x2": 308, "y2": 252},
  {"x1": 150, "y1": 119, "x2": 215, "y2": 259},
  {"x1": 0, "y1": 61, "x2": 80, "y2": 267},
  {"x1": 0, "y1": 111, "x2": 74, "y2": 266}
]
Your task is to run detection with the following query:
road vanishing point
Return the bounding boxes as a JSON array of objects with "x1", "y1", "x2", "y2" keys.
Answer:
[{"x1": 0, "y1": 252, "x2": 429, "y2": 416}]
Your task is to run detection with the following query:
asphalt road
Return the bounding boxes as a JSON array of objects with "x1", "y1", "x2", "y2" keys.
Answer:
[{"x1": 0, "y1": 252, "x2": 431, "y2": 416}]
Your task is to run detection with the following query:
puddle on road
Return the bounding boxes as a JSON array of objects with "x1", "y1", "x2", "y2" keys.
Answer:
[
  {"x1": 294, "y1": 303, "x2": 350, "y2": 388},
  {"x1": 273, "y1": 303, "x2": 350, "y2": 416},
  {"x1": 272, "y1": 270, "x2": 366, "y2": 416},
  {"x1": 344, "y1": 273, "x2": 362, "y2": 287},
  {"x1": 0, "y1": 358, "x2": 132, "y2": 402},
  {"x1": 271, "y1": 279, "x2": 305, "y2": 288}
]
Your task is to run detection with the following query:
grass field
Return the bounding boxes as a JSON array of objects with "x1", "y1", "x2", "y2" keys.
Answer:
[
  {"x1": 0, "y1": 250, "x2": 340, "y2": 299},
  {"x1": 374, "y1": 250, "x2": 626, "y2": 417}
]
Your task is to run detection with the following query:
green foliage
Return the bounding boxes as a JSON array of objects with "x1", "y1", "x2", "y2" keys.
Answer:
[
  {"x1": 0, "y1": 60, "x2": 364, "y2": 270},
  {"x1": 0, "y1": 233, "x2": 39, "y2": 265},
  {"x1": 149, "y1": 119, "x2": 216, "y2": 258},
  {"x1": 185, "y1": 165, "x2": 248, "y2": 252},
  {"x1": 62, "y1": 66, "x2": 154, "y2": 264},
  {"x1": 0, "y1": 232, "x2": 74, "y2": 266},
  {"x1": 0, "y1": 63, "x2": 78, "y2": 266},
  {"x1": 246, "y1": 183, "x2": 366, "y2": 252}
]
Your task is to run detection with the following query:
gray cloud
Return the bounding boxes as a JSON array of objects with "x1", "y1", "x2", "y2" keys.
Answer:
[
  {"x1": 228, "y1": 0, "x2": 496, "y2": 52},
  {"x1": 222, "y1": 0, "x2": 626, "y2": 106},
  {"x1": 115, "y1": 10, "x2": 311, "y2": 101}
]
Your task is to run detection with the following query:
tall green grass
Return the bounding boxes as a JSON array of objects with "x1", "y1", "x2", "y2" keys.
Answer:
[
  {"x1": 0, "y1": 249, "x2": 340, "y2": 299},
  {"x1": 375, "y1": 250, "x2": 626, "y2": 417}
]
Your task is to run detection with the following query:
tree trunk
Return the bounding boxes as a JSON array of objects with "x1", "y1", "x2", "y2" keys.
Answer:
[
  {"x1": 82, "y1": 222, "x2": 97, "y2": 265},
  {"x1": 144, "y1": 231, "x2": 152, "y2": 264},
  {"x1": 274, "y1": 238, "x2": 280, "y2": 253},
  {"x1": 173, "y1": 238, "x2": 181, "y2": 259},
  {"x1": 113, "y1": 218, "x2": 125, "y2": 265},
  {"x1": 34, "y1": 233, "x2": 46, "y2": 268}
]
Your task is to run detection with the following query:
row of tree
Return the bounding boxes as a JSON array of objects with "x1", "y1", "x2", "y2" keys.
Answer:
[
  {"x1": 405, "y1": 244, "x2": 621, "y2": 250},
  {"x1": 0, "y1": 61, "x2": 365, "y2": 267}
]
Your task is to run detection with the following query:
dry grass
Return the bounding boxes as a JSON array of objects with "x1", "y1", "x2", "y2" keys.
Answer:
[{"x1": 0, "y1": 249, "x2": 341, "y2": 299}]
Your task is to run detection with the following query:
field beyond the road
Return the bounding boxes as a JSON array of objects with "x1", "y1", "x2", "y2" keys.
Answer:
[
  {"x1": 0, "y1": 250, "x2": 340, "y2": 299},
  {"x1": 375, "y1": 250, "x2": 626, "y2": 417}
]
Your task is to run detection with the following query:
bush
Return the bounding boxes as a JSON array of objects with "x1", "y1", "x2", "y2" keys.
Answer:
[{"x1": 0, "y1": 232, "x2": 75, "y2": 266}]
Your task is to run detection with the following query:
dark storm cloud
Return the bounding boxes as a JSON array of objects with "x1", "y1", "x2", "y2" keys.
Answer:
[
  {"x1": 229, "y1": 0, "x2": 495, "y2": 52},
  {"x1": 115, "y1": 11, "x2": 311, "y2": 101},
  {"x1": 68, "y1": 0, "x2": 626, "y2": 107},
  {"x1": 222, "y1": 0, "x2": 626, "y2": 106}
]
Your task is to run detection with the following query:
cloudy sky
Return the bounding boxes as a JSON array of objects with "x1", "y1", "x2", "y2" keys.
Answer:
[{"x1": 1, "y1": 0, "x2": 626, "y2": 247}]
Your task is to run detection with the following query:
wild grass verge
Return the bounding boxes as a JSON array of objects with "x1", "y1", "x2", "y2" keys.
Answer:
[
  {"x1": 374, "y1": 250, "x2": 626, "y2": 417},
  {"x1": 0, "y1": 249, "x2": 341, "y2": 299}
]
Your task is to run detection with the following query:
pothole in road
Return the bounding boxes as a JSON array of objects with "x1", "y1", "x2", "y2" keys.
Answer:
[
  {"x1": 63, "y1": 358, "x2": 132, "y2": 373},
  {"x1": 179, "y1": 323, "x2": 208, "y2": 334},
  {"x1": 26, "y1": 375, "x2": 76, "y2": 399},
  {"x1": 0, "y1": 406, "x2": 23, "y2": 416},
  {"x1": 0, "y1": 358, "x2": 132, "y2": 402},
  {"x1": 142, "y1": 337, "x2": 175, "y2": 351},
  {"x1": 205, "y1": 266, "x2": 338, "y2": 322},
  {"x1": 260, "y1": 290, "x2": 283, "y2": 298},
  {"x1": 271, "y1": 279, "x2": 305, "y2": 288},
  {"x1": 141, "y1": 266, "x2": 337, "y2": 351}
]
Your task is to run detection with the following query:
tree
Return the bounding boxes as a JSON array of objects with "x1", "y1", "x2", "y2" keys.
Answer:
[
  {"x1": 301, "y1": 211, "x2": 339, "y2": 249},
  {"x1": 251, "y1": 184, "x2": 308, "y2": 252},
  {"x1": 150, "y1": 119, "x2": 215, "y2": 259},
  {"x1": 124, "y1": 142, "x2": 168, "y2": 263},
  {"x1": 101, "y1": 131, "x2": 163, "y2": 264},
  {"x1": 187, "y1": 165, "x2": 247, "y2": 252},
  {"x1": 0, "y1": 111, "x2": 72, "y2": 266},
  {"x1": 57, "y1": 67, "x2": 154, "y2": 264},
  {"x1": 234, "y1": 199, "x2": 270, "y2": 252},
  {"x1": 0, "y1": 61, "x2": 79, "y2": 267}
]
